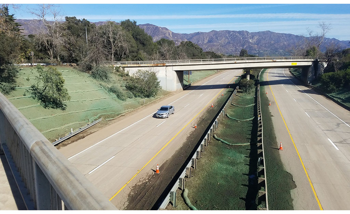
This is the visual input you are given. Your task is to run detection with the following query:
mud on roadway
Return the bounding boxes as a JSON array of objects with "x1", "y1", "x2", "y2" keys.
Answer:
[{"x1": 124, "y1": 85, "x2": 237, "y2": 210}]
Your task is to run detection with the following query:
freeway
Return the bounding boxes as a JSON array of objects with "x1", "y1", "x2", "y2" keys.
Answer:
[
  {"x1": 59, "y1": 69, "x2": 242, "y2": 209},
  {"x1": 264, "y1": 68, "x2": 350, "y2": 210}
]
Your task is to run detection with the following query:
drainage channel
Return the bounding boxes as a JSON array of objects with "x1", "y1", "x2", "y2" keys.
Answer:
[{"x1": 157, "y1": 72, "x2": 268, "y2": 210}]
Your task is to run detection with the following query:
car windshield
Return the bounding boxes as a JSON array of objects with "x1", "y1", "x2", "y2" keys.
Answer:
[{"x1": 160, "y1": 107, "x2": 169, "y2": 111}]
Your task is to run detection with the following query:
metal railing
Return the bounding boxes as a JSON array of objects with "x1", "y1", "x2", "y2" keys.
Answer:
[
  {"x1": 114, "y1": 56, "x2": 319, "y2": 66},
  {"x1": 52, "y1": 118, "x2": 102, "y2": 146},
  {"x1": 256, "y1": 70, "x2": 268, "y2": 210},
  {"x1": 0, "y1": 93, "x2": 117, "y2": 210}
]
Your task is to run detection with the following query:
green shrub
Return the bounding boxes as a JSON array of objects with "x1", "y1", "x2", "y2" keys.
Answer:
[
  {"x1": 239, "y1": 78, "x2": 255, "y2": 92},
  {"x1": 125, "y1": 91, "x2": 134, "y2": 99},
  {"x1": 115, "y1": 66, "x2": 129, "y2": 77},
  {"x1": 320, "y1": 69, "x2": 350, "y2": 93},
  {"x1": 91, "y1": 66, "x2": 111, "y2": 82},
  {"x1": 109, "y1": 84, "x2": 126, "y2": 101},
  {"x1": 126, "y1": 70, "x2": 160, "y2": 98},
  {"x1": 0, "y1": 64, "x2": 18, "y2": 94},
  {"x1": 0, "y1": 82, "x2": 15, "y2": 94}
]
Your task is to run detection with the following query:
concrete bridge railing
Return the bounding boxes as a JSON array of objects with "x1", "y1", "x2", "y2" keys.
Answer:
[{"x1": 0, "y1": 93, "x2": 117, "y2": 210}]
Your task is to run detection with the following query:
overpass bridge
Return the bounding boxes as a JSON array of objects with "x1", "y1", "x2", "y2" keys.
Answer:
[{"x1": 116, "y1": 57, "x2": 326, "y2": 91}]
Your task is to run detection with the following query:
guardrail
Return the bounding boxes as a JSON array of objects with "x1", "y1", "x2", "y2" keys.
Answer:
[
  {"x1": 256, "y1": 70, "x2": 268, "y2": 210},
  {"x1": 114, "y1": 56, "x2": 320, "y2": 66},
  {"x1": 156, "y1": 84, "x2": 239, "y2": 209},
  {"x1": 0, "y1": 93, "x2": 117, "y2": 210},
  {"x1": 52, "y1": 118, "x2": 102, "y2": 146}
]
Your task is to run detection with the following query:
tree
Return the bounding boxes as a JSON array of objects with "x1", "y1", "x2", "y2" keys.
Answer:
[
  {"x1": 80, "y1": 26, "x2": 108, "y2": 71},
  {"x1": 0, "y1": 5, "x2": 22, "y2": 94},
  {"x1": 29, "y1": 4, "x2": 64, "y2": 62},
  {"x1": 156, "y1": 38, "x2": 176, "y2": 60},
  {"x1": 100, "y1": 21, "x2": 131, "y2": 63},
  {"x1": 29, "y1": 65, "x2": 70, "y2": 109},
  {"x1": 125, "y1": 70, "x2": 160, "y2": 98},
  {"x1": 61, "y1": 16, "x2": 93, "y2": 63},
  {"x1": 177, "y1": 41, "x2": 204, "y2": 59},
  {"x1": 305, "y1": 46, "x2": 318, "y2": 58},
  {"x1": 121, "y1": 19, "x2": 156, "y2": 60},
  {"x1": 204, "y1": 51, "x2": 222, "y2": 59},
  {"x1": 0, "y1": 5, "x2": 22, "y2": 65},
  {"x1": 239, "y1": 49, "x2": 249, "y2": 57}
]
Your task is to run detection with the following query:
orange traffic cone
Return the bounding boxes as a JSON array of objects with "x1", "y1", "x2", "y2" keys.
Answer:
[
  {"x1": 279, "y1": 142, "x2": 283, "y2": 151},
  {"x1": 194, "y1": 124, "x2": 197, "y2": 129},
  {"x1": 211, "y1": 104, "x2": 214, "y2": 108},
  {"x1": 222, "y1": 93, "x2": 224, "y2": 96},
  {"x1": 156, "y1": 164, "x2": 160, "y2": 174},
  {"x1": 269, "y1": 102, "x2": 271, "y2": 106}
]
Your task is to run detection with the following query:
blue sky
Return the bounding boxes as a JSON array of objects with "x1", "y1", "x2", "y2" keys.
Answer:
[{"x1": 8, "y1": 1, "x2": 350, "y2": 41}]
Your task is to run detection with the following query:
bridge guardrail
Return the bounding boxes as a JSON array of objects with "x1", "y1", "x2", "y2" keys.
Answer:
[{"x1": 0, "y1": 93, "x2": 117, "y2": 210}]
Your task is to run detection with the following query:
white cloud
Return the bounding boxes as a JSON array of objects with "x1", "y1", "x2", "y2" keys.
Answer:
[{"x1": 73, "y1": 13, "x2": 350, "y2": 21}]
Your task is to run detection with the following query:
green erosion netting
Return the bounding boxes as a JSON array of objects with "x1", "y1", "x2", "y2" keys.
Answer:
[
  {"x1": 176, "y1": 89, "x2": 257, "y2": 210},
  {"x1": 259, "y1": 69, "x2": 295, "y2": 210}
]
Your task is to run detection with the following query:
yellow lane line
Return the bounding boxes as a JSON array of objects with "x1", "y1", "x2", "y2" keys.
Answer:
[
  {"x1": 109, "y1": 76, "x2": 237, "y2": 201},
  {"x1": 266, "y1": 69, "x2": 323, "y2": 210}
]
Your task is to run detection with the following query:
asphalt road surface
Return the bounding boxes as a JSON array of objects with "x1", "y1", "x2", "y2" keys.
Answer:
[
  {"x1": 264, "y1": 68, "x2": 350, "y2": 210},
  {"x1": 59, "y1": 69, "x2": 242, "y2": 209}
]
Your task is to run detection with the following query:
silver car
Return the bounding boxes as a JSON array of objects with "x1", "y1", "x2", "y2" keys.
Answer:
[{"x1": 155, "y1": 105, "x2": 175, "y2": 118}]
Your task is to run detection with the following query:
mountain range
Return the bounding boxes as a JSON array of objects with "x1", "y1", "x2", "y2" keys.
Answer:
[{"x1": 16, "y1": 19, "x2": 350, "y2": 57}]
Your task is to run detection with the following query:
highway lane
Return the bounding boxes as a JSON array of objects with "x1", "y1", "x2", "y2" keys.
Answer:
[
  {"x1": 264, "y1": 68, "x2": 350, "y2": 210},
  {"x1": 59, "y1": 69, "x2": 242, "y2": 209}
]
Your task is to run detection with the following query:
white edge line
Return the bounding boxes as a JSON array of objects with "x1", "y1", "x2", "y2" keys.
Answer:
[
  {"x1": 156, "y1": 120, "x2": 166, "y2": 127},
  {"x1": 302, "y1": 90, "x2": 350, "y2": 128},
  {"x1": 285, "y1": 71, "x2": 350, "y2": 128},
  {"x1": 88, "y1": 156, "x2": 115, "y2": 174},
  {"x1": 305, "y1": 112, "x2": 310, "y2": 118},
  {"x1": 328, "y1": 138, "x2": 339, "y2": 150},
  {"x1": 68, "y1": 112, "x2": 155, "y2": 160},
  {"x1": 184, "y1": 104, "x2": 190, "y2": 108}
]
